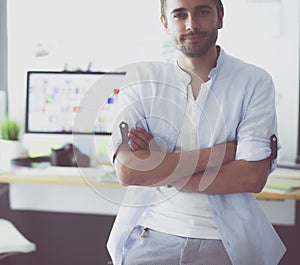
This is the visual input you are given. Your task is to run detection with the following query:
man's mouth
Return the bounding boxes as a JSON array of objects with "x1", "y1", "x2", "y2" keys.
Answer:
[{"x1": 181, "y1": 33, "x2": 206, "y2": 41}]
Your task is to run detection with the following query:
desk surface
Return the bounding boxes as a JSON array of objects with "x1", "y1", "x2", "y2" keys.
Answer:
[
  {"x1": 257, "y1": 167, "x2": 300, "y2": 200},
  {"x1": 1, "y1": 166, "x2": 300, "y2": 201},
  {"x1": 0, "y1": 166, "x2": 123, "y2": 189},
  {"x1": 255, "y1": 189, "x2": 300, "y2": 200}
]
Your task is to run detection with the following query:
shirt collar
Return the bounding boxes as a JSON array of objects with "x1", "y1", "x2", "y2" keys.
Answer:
[
  {"x1": 172, "y1": 46, "x2": 225, "y2": 85},
  {"x1": 208, "y1": 46, "x2": 224, "y2": 79}
]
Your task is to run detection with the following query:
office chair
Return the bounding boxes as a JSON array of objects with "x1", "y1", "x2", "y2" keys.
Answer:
[{"x1": 0, "y1": 218, "x2": 36, "y2": 259}]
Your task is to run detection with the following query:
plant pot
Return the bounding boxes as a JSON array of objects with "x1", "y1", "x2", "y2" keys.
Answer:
[{"x1": 0, "y1": 140, "x2": 27, "y2": 171}]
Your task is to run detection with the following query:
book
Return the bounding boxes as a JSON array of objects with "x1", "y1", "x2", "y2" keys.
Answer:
[{"x1": 263, "y1": 177, "x2": 300, "y2": 194}]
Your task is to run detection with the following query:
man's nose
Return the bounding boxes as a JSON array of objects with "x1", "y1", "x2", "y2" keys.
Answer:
[{"x1": 185, "y1": 14, "x2": 198, "y2": 31}]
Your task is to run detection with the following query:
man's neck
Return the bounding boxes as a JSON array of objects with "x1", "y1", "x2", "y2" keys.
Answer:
[{"x1": 177, "y1": 46, "x2": 219, "y2": 83}]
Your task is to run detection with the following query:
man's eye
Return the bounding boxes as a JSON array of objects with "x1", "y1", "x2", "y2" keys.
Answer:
[
  {"x1": 197, "y1": 9, "x2": 210, "y2": 16},
  {"x1": 173, "y1": 13, "x2": 187, "y2": 19}
]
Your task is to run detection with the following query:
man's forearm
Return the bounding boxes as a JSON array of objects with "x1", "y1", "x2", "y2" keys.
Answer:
[
  {"x1": 171, "y1": 158, "x2": 271, "y2": 194},
  {"x1": 115, "y1": 141, "x2": 236, "y2": 186}
]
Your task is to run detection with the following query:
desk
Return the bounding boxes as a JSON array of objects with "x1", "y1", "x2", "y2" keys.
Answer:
[
  {"x1": 1, "y1": 166, "x2": 298, "y2": 225},
  {"x1": 0, "y1": 167, "x2": 123, "y2": 189},
  {"x1": 255, "y1": 189, "x2": 300, "y2": 200},
  {"x1": 0, "y1": 166, "x2": 300, "y2": 201},
  {"x1": 256, "y1": 167, "x2": 300, "y2": 201},
  {"x1": 0, "y1": 166, "x2": 126, "y2": 216},
  {"x1": 0, "y1": 166, "x2": 299, "y2": 227}
]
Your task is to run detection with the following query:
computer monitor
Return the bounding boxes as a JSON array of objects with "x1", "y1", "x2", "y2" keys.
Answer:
[
  {"x1": 25, "y1": 70, "x2": 127, "y2": 135},
  {"x1": 23, "y1": 70, "x2": 126, "y2": 162}
]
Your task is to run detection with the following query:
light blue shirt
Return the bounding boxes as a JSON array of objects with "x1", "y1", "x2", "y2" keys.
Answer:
[{"x1": 107, "y1": 48, "x2": 286, "y2": 265}]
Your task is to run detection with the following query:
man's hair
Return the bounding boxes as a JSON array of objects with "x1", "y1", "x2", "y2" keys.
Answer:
[{"x1": 160, "y1": 0, "x2": 224, "y2": 20}]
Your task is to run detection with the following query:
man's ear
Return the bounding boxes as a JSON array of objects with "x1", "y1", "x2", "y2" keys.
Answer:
[
  {"x1": 217, "y1": 18, "x2": 223, "y2": 29},
  {"x1": 217, "y1": 10, "x2": 224, "y2": 29},
  {"x1": 160, "y1": 16, "x2": 169, "y2": 34}
]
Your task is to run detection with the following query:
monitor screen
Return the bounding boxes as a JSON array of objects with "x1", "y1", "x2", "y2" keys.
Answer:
[{"x1": 25, "y1": 71, "x2": 126, "y2": 135}]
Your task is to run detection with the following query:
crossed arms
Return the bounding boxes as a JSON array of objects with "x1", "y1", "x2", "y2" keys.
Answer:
[{"x1": 114, "y1": 128, "x2": 273, "y2": 195}]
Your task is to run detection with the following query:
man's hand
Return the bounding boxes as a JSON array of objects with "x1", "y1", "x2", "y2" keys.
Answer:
[{"x1": 129, "y1": 128, "x2": 159, "y2": 151}]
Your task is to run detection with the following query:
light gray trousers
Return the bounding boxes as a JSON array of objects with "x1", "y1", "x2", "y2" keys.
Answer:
[{"x1": 122, "y1": 225, "x2": 232, "y2": 265}]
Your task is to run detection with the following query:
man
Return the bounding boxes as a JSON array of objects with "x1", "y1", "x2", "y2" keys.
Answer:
[{"x1": 107, "y1": 0, "x2": 286, "y2": 264}]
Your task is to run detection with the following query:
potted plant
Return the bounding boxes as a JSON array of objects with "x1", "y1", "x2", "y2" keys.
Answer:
[
  {"x1": 0, "y1": 118, "x2": 20, "y2": 141},
  {"x1": 0, "y1": 118, "x2": 25, "y2": 170}
]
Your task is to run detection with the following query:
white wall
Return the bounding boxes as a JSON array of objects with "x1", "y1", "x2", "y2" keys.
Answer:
[
  {"x1": 7, "y1": 0, "x2": 168, "y2": 126},
  {"x1": 7, "y1": 0, "x2": 300, "y2": 163},
  {"x1": 219, "y1": 0, "x2": 300, "y2": 163}
]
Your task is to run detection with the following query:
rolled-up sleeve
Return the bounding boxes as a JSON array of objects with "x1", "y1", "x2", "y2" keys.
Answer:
[{"x1": 235, "y1": 73, "x2": 279, "y2": 171}]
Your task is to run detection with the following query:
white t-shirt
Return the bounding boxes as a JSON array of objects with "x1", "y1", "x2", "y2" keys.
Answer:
[{"x1": 139, "y1": 80, "x2": 221, "y2": 239}]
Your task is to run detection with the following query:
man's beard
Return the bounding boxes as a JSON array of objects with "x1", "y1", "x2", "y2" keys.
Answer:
[{"x1": 174, "y1": 29, "x2": 218, "y2": 57}]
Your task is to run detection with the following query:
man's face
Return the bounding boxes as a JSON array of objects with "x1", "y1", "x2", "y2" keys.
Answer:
[{"x1": 161, "y1": 0, "x2": 223, "y2": 57}]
